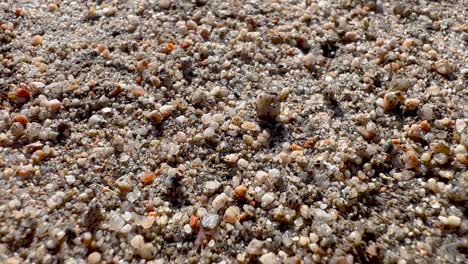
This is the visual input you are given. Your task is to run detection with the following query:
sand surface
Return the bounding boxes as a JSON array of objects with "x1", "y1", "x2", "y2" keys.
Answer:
[{"x1": 0, "y1": 0, "x2": 467, "y2": 263}]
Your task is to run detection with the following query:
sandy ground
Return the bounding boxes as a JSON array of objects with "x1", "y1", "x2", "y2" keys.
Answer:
[{"x1": 0, "y1": 0, "x2": 467, "y2": 263}]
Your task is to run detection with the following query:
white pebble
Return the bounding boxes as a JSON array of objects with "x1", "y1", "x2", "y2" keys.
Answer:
[
  {"x1": 183, "y1": 224, "x2": 192, "y2": 234},
  {"x1": 259, "y1": 252, "x2": 279, "y2": 264},
  {"x1": 224, "y1": 206, "x2": 240, "y2": 224},
  {"x1": 212, "y1": 193, "x2": 229, "y2": 211},
  {"x1": 237, "y1": 158, "x2": 249, "y2": 169},
  {"x1": 130, "y1": 235, "x2": 144, "y2": 248},
  {"x1": 47, "y1": 99, "x2": 62, "y2": 112},
  {"x1": 348, "y1": 231, "x2": 362, "y2": 245},
  {"x1": 447, "y1": 215, "x2": 461, "y2": 227},
  {"x1": 139, "y1": 243, "x2": 157, "y2": 260},
  {"x1": 65, "y1": 175, "x2": 76, "y2": 185},
  {"x1": 255, "y1": 171, "x2": 269, "y2": 183},
  {"x1": 202, "y1": 213, "x2": 219, "y2": 229},
  {"x1": 203, "y1": 127, "x2": 215, "y2": 138},
  {"x1": 261, "y1": 192, "x2": 275, "y2": 207}
]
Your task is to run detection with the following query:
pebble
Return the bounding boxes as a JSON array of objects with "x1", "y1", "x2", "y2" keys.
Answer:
[
  {"x1": 140, "y1": 216, "x2": 156, "y2": 229},
  {"x1": 419, "y1": 104, "x2": 433, "y2": 120},
  {"x1": 446, "y1": 215, "x2": 461, "y2": 227},
  {"x1": 392, "y1": 78, "x2": 412, "y2": 92},
  {"x1": 47, "y1": 99, "x2": 62, "y2": 112},
  {"x1": 88, "y1": 114, "x2": 104, "y2": 127},
  {"x1": 204, "y1": 180, "x2": 220, "y2": 192},
  {"x1": 224, "y1": 206, "x2": 240, "y2": 224},
  {"x1": 342, "y1": 31, "x2": 357, "y2": 43},
  {"x1": 148, "y1": 110, "x2": 163, "y2": 124},
  {"x1": 234, "y1": 185, "x2": 248, "y2": 199},
  {"x1": 237, "y1": 158, "x2": 249, "y2": 169},
  {"x1": 224, "y1": 154, "x2": 239, "y2": 164},
  {"x1": 212, "y1": 193, "x2": 229, "y2": 211},
  {"x1": 256, "y1": 93, "x2": 281, "y2": 122},
  {"x1": 261, "y1": 192, "x2": 275, "y2": 207},
  {"x1": 159, "y1": 105, "x2": 174, "y2": 118},
  {"x1": 32, "y1": 35, "x2": 43, "y2": 46},
  {"x1": 246, "y1": 239, "x2": 263, "y2": 255},
  {"x1": 3, "y1": 257, "x2": 23, "y2": 264},
  {"x1": 65, "y1": 175, "x2": 76, "y2": 185},
  {"x1": 302, "y1": 53, "x2": 316, "y2": 71},
  {"x1": 202, "y1": 213, "x2": 219, "y2": 229},
  {"x1": 159, "y1": 0, "x2": 172, "y2": 9},
  {"x1": 139, "y1": 243, "x2": 157, "y2": 260},
  {"x1": 404, "y1": 150, "x2": 419, "y2": 169},
  {"x1": 130, "y1": 235, "x2": 144, "y2": 248},
  {"x1": 383, "y1": 92, "x2": 399, "y2": 112},
  {"x1": 48, "y1": 3, "x2": 58, "y2": 12},
  {"x1": 348, "y1": 231, "x2": 362, "y2": 245},
  {"x1": 433, "y1": 59, "x2": 454, "y2": 76},
  {"x1": 256, "y1": 170, "x2": 269, "y2": 183},
  {"x1": 131, "y1": 86, "x2": 145, "y2": 97},
  {"x1": 259, "y1": 252, "x2": 279, "y2": 264},
  {"x1": 298, "y1": 236, "x2": 310, "y2": 247},
  {"x1": 87, "y1": 252, "x2": 101, "y2": 264},
  {"x1": 203, "y1": 127, "x2": 216, "y2": 139},
  {"x1": 139, "y1": 171, "x2": 156, "y2": 185},
  {"x1": 115, "y1": 176, "x2": 132, "y2": 192},
  {"x1": 404, "y1": 98, "x2": 420, "y2": 111},
  {"x1": 183, "y1": 224, "x2": 192, "y2": 234}
]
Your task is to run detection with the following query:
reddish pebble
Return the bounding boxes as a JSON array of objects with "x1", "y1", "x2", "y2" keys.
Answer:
[
  {"x1": 303, "y1": 136, "x2": 318, "y2": 149},
  {"x1": 16, "y1": 85, "x2": 31, "y2": 98},
  {"x1": 140, "y1": 172, "x2": 156, "y2": 185},
  {"x1": 13, "y1": 114, "x2": 29, "y2": 125},
  {"x1": 109, "y1": 86, "x2": 123, "y2": 97},
  {"x1": 189, "y1": 215, "x2": 199, "y2": 229},
  {"x1": 420, "y1": 120, "x2": 431, "y2": 132},
  {"x1": 200, "y1": 28, "x2": 210, "y2": 39},
  {"x1": 32, "y1": 150, "x2": 47, "y2": 163}
]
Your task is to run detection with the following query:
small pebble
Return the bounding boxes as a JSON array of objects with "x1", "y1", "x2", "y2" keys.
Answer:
[
  {"x1": 259, "y1": 252, "x2": 279, "y2": 264},
  {"x1": 87, "y1": 252, "x2": 101, "y2": 264},
  {"x1": 404, "y1": 98, "x2": 420, "y2": 111},
  {"x1": 447, "y1": 215, "x2": 461, "y2": 227},
  {"x1": 202, "y1": 213, "x2": 220, "y2": 229},
  {"x1": 212, "y1": 193, "x2": 229, "y2": 211},
  {"x1": 348, "y1": 231, "x2": 362, "y2": 245},
  {"x1": 224, "y1": 206, "x2": 240, "y2": 224},
  {"x1": 32, "y1": 35, "x2": 43, "y2": 46},
  {"x1": 48, "y1": 3, "x2": 59, "y2": 12},
  {"x1": 383, "y1": 92, "x2": 399, "y2": 112},
  {"x1": 130, "y1": 235, "x2": 144, "y2": 248},
  {"x1": 159, "y1": 0, "x2": 172, "y2": 9},
  {"x1": 261, "y1": 192, "x2": 275, "y2": 207},
  {"x1": 302, "y1": 53, "x2": 316, "y2": 71},
  {"x1": 246, "y1": 239, "x2": 263, "y2": 255},
  {"x1": 256, "y1": 93, "x2": 281, "y2": 122},
  {"x1": 139, "y1": 243, "x2": 157, "y2": 260},
  {"x1": 433, "y1": 59, "x2": 454, "y2": 76}
]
